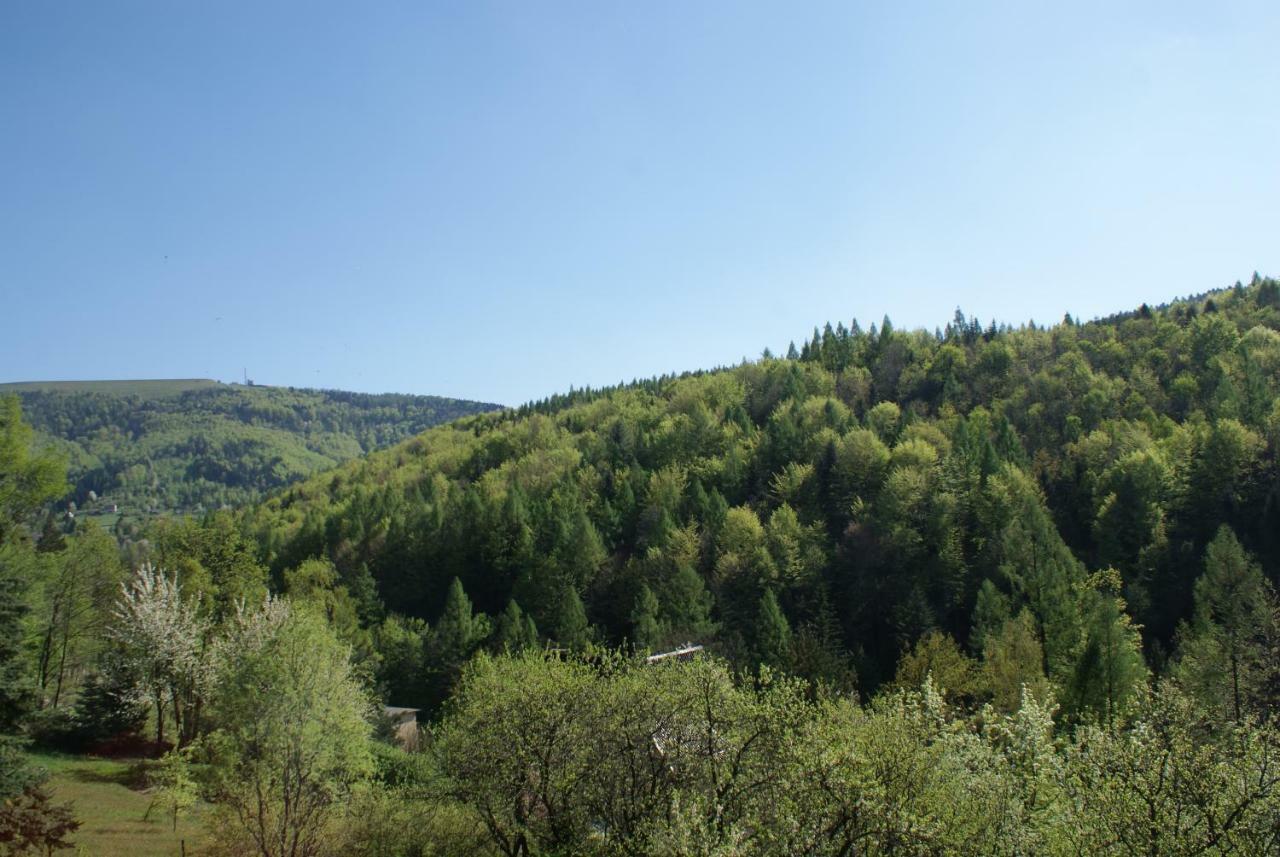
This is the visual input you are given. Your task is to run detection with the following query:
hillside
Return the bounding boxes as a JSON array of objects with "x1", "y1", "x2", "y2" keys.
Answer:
[
  {"x1": 244, "y1": 275, "x2": 1280, "y2": 704},
  {"x1": 7, "y1": 381, "x2": 501, "y2": 529},
  {"x1": 6, "y1": 279, "x2": 1280, "y2": 857},
  {"x1": 0, "y1": 379, "x2": 221, "y2": 397}
]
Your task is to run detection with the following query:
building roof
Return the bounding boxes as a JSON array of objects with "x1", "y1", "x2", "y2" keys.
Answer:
[{"x1": 645, "y1": 644, "x2": 704, "y2": 664}]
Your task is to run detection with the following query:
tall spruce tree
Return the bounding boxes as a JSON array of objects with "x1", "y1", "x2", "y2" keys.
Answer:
[
  {"x1": 1174, "y1": 526, "x2": 1277, "y2": 722},
  {"x1": 630, "y1": 585, "x2": 664, "y2": 652},
  {"x1": 754, "y1": 590, "x2": 792, "y2": 670},
  {"x1": 493, "y1": 599, "x2": 539, "y2": 653},
  {"x1": 555, "y1": 587, "x2": 591, "y2": 651}
]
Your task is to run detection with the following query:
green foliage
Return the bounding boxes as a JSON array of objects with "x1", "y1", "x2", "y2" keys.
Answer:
[
  {"x1": 144, "y1": 748, "x2": 196, "y2": 832},
  {"x1": 981, "y1": 610, "x2": 1051, "y2": 713},
  {"x1": 1065, "y1": 584, "x2": 1147, "y2": 726},
  {"x1": 13, "y1": 280, "x2": 1279, "y2": 855},
  {"x1": 553, "y1": 587, "x2": 592, "y2": 651},
  {"x1": 492, "y1": 599, "x2": 539, "y2": 654},
  {"x1": 753, "y1": 590, "x2": 792, "y2": 670},
  {"x1": 25, "y1": 520, "x2": 125, "y2": 710},
  {"x1": 0, "y1": 782, "x2": 80, "y2": 855},
  {"x1": 630, "y1": 584, "x2": 664, "y2": 651},
  {"x1": 235, "y1": 277, "x2": 1280, "y2": 713},
  {"x1": 0, "y1": 399, "x2": 68, "y2": 737},
  {"x1": 1059, "y1": 684, "x2": 1280, "y2": 855},
  {"x1": 1173, "y1": 526, "x2": 1279, "y2": 722},
  {"x1": 0, "y1": 396, "x2": 66, "y2": 545},
  {"x1": 0, "y1": 546, "x2": 37, "y2": 734},
  {"x1": 10, "y1": 383, "x2": 497, "y2": 521},
  {"x1": 374, "y1": 613, "x2": 429, "y2": 707},
  {"x1": 894, "y1": 630, "x2": 981, "y2": 703},
  {"x1": 204, "y1": 607, "x2": 374, "y2": 857},
  {"x1": 428, "y1": 650, "x2": 1280, "y2": 857}
]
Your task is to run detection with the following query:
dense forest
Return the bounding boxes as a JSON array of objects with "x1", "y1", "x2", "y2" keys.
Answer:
[
  {"x1": 241, "y1": 275, "x2": 1280, "y2": 708},
  {"x1": 2, "y1": 276, "x2": 1280, "y2": 855},
  {"x1": 6, "y1": 381, "x2": 499, "y2": 523}
]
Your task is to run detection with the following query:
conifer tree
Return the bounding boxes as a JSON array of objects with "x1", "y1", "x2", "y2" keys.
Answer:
[
  {"x1": 555, "y1": 587, "x2": 591, "y2": 651},
  {"x1": 1067, "y1": 587, "x2": 1146, "y2": 727},
  {"x1": 982, "y1": 610, "x2": 1050, "y2": 712},
  {"x1": 425, "y1": 578, "x2": 488, "y2": 706},
  {"x1": 663, "y1": 562, "x2": 716, "y2": 641},
  {"x1": 754, "y1": 590, "x2": 792, "y2": 669},
  {"x1": 434, "y1": 577, "x2": 482, "y2": 656},
  {"x1": 1174, "y1": 526, "x2": 1277, "y2": 722},
  {"x1": 630, "y1": 585, "x2": 663, "y2": 652},
  {"x1": 0, "y1": 547, "x2": 35, "y2": 731},
  {"x1": 494, "y1": 599, "x2": 539, "y2": 653}
]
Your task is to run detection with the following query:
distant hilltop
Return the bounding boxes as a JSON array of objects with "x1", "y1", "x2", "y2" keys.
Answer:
[
  {"x1": 0, "y1": 378, "x2": 223, "y2": 397},
  {"x1": 3, "y1": 380, "x2": 502, "y2": 530}
]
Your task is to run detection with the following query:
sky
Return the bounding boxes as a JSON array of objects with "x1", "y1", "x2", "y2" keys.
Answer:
[{"x1": 3, "y1": 2, "x2": 1279, "y2": 406}]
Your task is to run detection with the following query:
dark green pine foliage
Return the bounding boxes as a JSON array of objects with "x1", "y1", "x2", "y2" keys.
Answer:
[
  {"x1": 424, "y1": 578, "x2": 487, "y2": 708},
  {"x1": 630, "y1": 585, "x2": 664, "y2": 652},
  {"x1": 661, "y1": 563, "x2": 716, "y2": 643},
  {"x1": 0, "y1": 551, "x2": 35, "y2": 732},
  {"x1": 754, "y1": 590, "x2": 792, "y2": 670},
  {"x1": 555, "y1": 587, "x2": 592, "y2": 651},
  {"x1": 34, "y1": 514, "x2": 65, "y2": 554},
  {"x1": 1174, "y1": 526, "x2": 1278, "y2": 722},
  {"x1": 1067, "y1": 587, "x2": 1147, "y2": 727},
  {"x1": 493, "y1": 600, "x2": 539, "y2": 653}
]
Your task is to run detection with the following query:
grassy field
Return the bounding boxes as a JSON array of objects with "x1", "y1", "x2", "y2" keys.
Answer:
[
  {"x1": 0, "y1": 379, "x2": 221, "y2": 398},
  {"x1": 28, "y1": 752, "x2": 210, "y2": 856}
]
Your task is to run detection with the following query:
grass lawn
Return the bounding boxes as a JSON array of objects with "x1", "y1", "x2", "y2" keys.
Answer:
[{"x1": 28, "y1": 752, "x2": 211, "y2": 856}]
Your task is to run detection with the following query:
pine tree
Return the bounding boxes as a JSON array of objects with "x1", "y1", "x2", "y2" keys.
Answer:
[
  {"x1": 981, "y1": 610, "x2": 1050, "y2": 712},
  {"x1": 663, "y1": 562, "x2": 716, "y2": 641},
  {"x1": 0, "y1": 546, "x2": 36, "y2": 731},
  {"x1": 494, "y1": 600, "x2": 539, "y2": 653},
  {"x1": 425, "y1": 578, "x2": 487, "y2": 707},
  {"x1": 970, "y1": 579, "x2": 1010, "y2": 654},
  {"x1": 1067, "y1": 587, "x2": 1147, "y2": 727},
  {"x1": 435, "y1": 577, "x2": 480, "y2": 654},
  {"x1": 555, "y1": 587, "x2": 591, "y2": 651},
  {"x1": 35, "y1": 514, "x2": 65, "y2": 554},
  {"x1": 1174, "y1": 526, "x2": 1277, "y2": 722},
  {"x1": 630, "y1": 585, "x2": 664, "y2": 652},
  {"x1": 754, "y1": 590, "x2": 792, "y2": 669}
]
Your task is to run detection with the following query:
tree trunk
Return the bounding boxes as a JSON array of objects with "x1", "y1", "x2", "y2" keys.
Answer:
[{"x1": 154, "y1": 691, "x2": 166, "y2": 748}]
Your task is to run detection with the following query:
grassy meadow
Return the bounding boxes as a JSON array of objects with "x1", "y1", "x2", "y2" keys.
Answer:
[{"x1": 27, "y1": 752, "x2": 210, "y2": 857}]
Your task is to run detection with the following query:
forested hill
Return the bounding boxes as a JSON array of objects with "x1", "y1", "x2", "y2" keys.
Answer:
[
  {"x1": 244, "y1": 275, "x2": 1280, "y2": 707},
  {"x1": 5, "y1": 380, "x2": 500, "y2": 528}
]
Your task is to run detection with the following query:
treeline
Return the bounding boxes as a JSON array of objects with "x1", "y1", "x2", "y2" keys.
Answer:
[{"x1": 14, "y1": 383, "x2": 500, "y2": 520}]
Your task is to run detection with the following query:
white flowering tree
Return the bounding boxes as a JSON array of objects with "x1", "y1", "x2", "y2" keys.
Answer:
[{"x1": 111, "y1": 564, "x2": 211, "y2": 747}]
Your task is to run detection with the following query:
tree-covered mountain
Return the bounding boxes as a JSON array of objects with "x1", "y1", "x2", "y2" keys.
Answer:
[
  {"x1": 3, "y1": 380, "x2": 500, "y2": 526},
  {"x1": 242, "y1": 275, "x2": 1280, "y2": 712}
]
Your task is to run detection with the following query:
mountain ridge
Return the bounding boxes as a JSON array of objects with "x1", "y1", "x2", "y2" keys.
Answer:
[{"x1": 7, "y1": 381, "x2": 501, "y2": 533}]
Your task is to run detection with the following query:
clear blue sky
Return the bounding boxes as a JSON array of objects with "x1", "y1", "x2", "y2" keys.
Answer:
[{"x1": 3, "y1": 2, "x2": 1278, "y2": 405}]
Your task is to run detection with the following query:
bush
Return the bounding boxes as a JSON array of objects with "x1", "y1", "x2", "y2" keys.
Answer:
[
  {"x1": 26, "y1": 667, "x2": 147, "y2": 754},
  {"x1": 0, "y1": 785, "x2": 79, "y2": 854}
]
